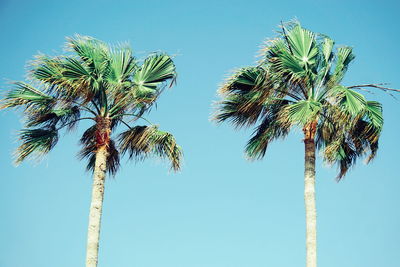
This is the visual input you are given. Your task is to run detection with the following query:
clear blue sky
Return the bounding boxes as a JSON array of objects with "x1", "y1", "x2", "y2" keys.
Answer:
[{"x1": 1, "y1": 0, "x2": 399, "y2": 266}]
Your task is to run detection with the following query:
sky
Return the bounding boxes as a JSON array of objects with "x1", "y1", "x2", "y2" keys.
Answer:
[{"x1": 0, "y1": 0, "x2": 399, "y2": 266}]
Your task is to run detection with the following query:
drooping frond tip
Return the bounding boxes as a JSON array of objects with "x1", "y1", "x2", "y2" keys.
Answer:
[
  {"x1": 14, "y1": 128, "x2": 59, "y2": 165},
  {"x1": 118, "y1": 125, "x2": 182, "y2": 172},
  {"x1": 213, "y1": 67, "x2": 269, "y2": 128},
  {"x1": 320, "y1": 104, "x2": 382, "y2": 180},
  {"x1": 245, "y1": 99, "x2": 291, "y2": 160}
]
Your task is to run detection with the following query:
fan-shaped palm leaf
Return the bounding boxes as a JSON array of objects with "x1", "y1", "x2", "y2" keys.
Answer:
[{"x1": 132, "y1": 54, "x2": 176, "y2": 101}]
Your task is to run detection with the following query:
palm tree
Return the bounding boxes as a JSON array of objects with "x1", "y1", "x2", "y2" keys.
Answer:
[
  {"x1": 1, "y1": 36, "x2": 183, "y2": 267},
  {"x1": 214, "y1": 22, "x2": 383, "y2": 267}
]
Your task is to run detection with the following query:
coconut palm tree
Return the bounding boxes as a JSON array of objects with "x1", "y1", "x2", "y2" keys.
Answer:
[
  {"x1": 0, "y1": 36, "x2": 183, "y2": 267},
  {"x1": 214, "y1": 22, "x2": 383, "y2": 267}
]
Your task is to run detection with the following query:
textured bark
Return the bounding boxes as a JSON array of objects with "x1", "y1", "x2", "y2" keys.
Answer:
[
  {"x1": 86, "y1": 117, "x2": 111, "y2": 267},
  {"x1": 86, "y1": 146, "x2": 108, "y2": 267},
  {"x1": 303, "y1": 122, "x2": 317, "y2": 267}
]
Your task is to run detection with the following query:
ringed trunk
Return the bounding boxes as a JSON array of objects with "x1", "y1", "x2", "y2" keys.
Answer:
[
  {"x1": 86, "y1": 117, "x2": 111, "y2": 267},
  {"x1": 303, "y1": 121, "x2": 317, "y2": 267}
]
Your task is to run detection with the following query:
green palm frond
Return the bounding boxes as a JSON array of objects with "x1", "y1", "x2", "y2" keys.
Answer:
[
  {"x1": 313, "y1": 38, "x2": 334, "y2": 92},
  {"x1": 285, "y1": 25, "x2": 319, "y2": 69},
  {"x1": 61, "y1": 57, "x2": 97, "y2": 102},
  {"x1": 63, "y1": 57, "x2": 92, "y2": 80},
  {"x1": 31, "y1": 55, "x2": 92, "y2": 101},
  {"x1": 215, "y1": 67, "x2": 269, "y2": 128},
  {"x1": 107, "y1": 46, "x2": 137, "y2": 84},
  {"x1": 324, "y1": 124, "x2": 379, "y2": 180},
  {"x1": 118, "y1": 125, "x2": 182, "y2": 171},
  {"x1": 214, "y1": 92, "x2": 264, "y2": 128},
  {"x1": 107, "y1": 53, "x2": 176, "y2": 116},
  {"x1": 219, "y1": 66, "x2": 265, "y2": 94},
  {"x1": 245, "y1": 100, "x2": 291, "y2": 159},
  {"x1": 331, "y1": 85, "x2": 366, "y2": 116},
  {"x1": 31, "y1": 55, "x2": 64, "y2": 84},
  {"x1": 314, "y1": 101, "x2": 343, "y2": 149},
  {"x1": 364, "y1": 101, "x2": 383, "y2": 130},
  {"x1": 320, "y1": 103, "x2": 381, "y2": 180},
  {"x1": 132, "y1": 53, "x2": 176, "y2": 101},
  {"x1": 62, "y1": 57, "x2": 93, "y2": 86},
  {"x1": 66, "y1": 35, "x2": 110, "y2": 76},
  {"x1": 0, "y1": 82, "x2": 55, "y2": 112},
  {"x1": 321, "y1": 38, "x2": 334, "y2": 64},
  {"x1": 266, "y1": 39, "x2": 308, "y2": 85},
  {"x1": 280, "y1": 100, "x2": 321, "y2": 127},
  {"x1": 263, "y1": 24, "x2": 319, "y2": 88},
  {"x1": 15, "y1": 128, "x2": 59, "y2": 164},
  {"x1": 327, "y1": 46, "x2": 355, "y2": 86},
  {"x1": 25, "y1": 106, "x2": 81, "y2": 130},
  {"x1": 324, "y1": 136, "x2": 358, "y2": 179}
]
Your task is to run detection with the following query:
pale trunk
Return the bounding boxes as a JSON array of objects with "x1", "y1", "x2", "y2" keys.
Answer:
[
  {"x1": 85, "y1": 145, "x2": 108, "y2": 267},
  {"x1": 304, "y1": 137, "x2": 317, "y2": 267}
]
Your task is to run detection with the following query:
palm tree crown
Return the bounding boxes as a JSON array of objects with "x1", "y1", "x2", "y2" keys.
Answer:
[
  {"x1": 215, "y1": 22, "x2": 383, "y2": 179},
  {"x1": 1, "y1": 35, "x2": 182, "y2": 172}
]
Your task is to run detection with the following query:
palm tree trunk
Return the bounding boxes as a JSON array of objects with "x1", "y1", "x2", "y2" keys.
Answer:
[
  {"x1": 85, "y1": 117, "x2": 111, "y2": 267},
  {"x1": 303, "y1": 122, "x2": 317, "y2": 267},
  {"x1": 86, "y1": 145, "x2": 108, "y2": 267}
]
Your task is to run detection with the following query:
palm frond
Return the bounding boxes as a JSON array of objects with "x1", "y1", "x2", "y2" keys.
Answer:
[
  {"x1": 214, "y1": 67, "x2": 271, "y2": 128},
  {"x1": 66, "y1": 35, "x2": 110, "y2": 76},
  {"x1": 30, "y1": 55, "x2": 93, "y2": 102},
  {"x1": 330, "y1": 85, "x2": 366, "y2": 116},
  {"x1": 219, "y1": 66, "x2": 265, "y2": 94},
  {"x1": 285, "y1": 24, "x2": 319, "y2": 69},
  {"x1": 25, "y1": 106, "x2": 81, "y2": 130},
  {"x1": 15, "y1": 128, "x2": 59, "y2": 164},
  {"x1": 214, "y1": 92, "x2": 264, "y2": 128},
  {"x1": 0, "y1": 82, "x2": 56, "y2": 112},
  {"x1": 132, "y1": 53, "x2": 176, "y2": 103},
  {"x1": 364, "y1": 101, "x2": 383, "y2": 130},
  {"x1": 107, "y1": 46, "x2": 137, "y2": 84},
  {"x1": 313, "y1": 38, "x2": 335, "y2": 93},
  {"x1": 30, "y1": 55, "x2": 64, "y2": 84},
  {"x1": 245, "y1": 100, "x2": 291, "y2": 159},
  {"x1": 62, "y1": 57, "x2": 93, "y2": 86},
  {"x1": 321, "y1": 105, "x2": 381, "y2": 180},
  {"x1": 263, "y1": 24, "x2": 319, "y2": 89},
  {"x1": 321, "y1": 38, "x2": 335, "y2": 64},
  {"x1": 118, "y1": 125, "x2": 182, "y2": 171},
  {"x1": 279, "y1": 100, "x2": 321, "y2": 127},
  {"x1": 327, "y1": 46, "x2": 355, "y2": 86},
  {"x1": 266, "y1": 38, "x2": 309, "y2": 86},
  {"x1": 107, "y1": 53, "x2": 177, "y2": 116}
]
